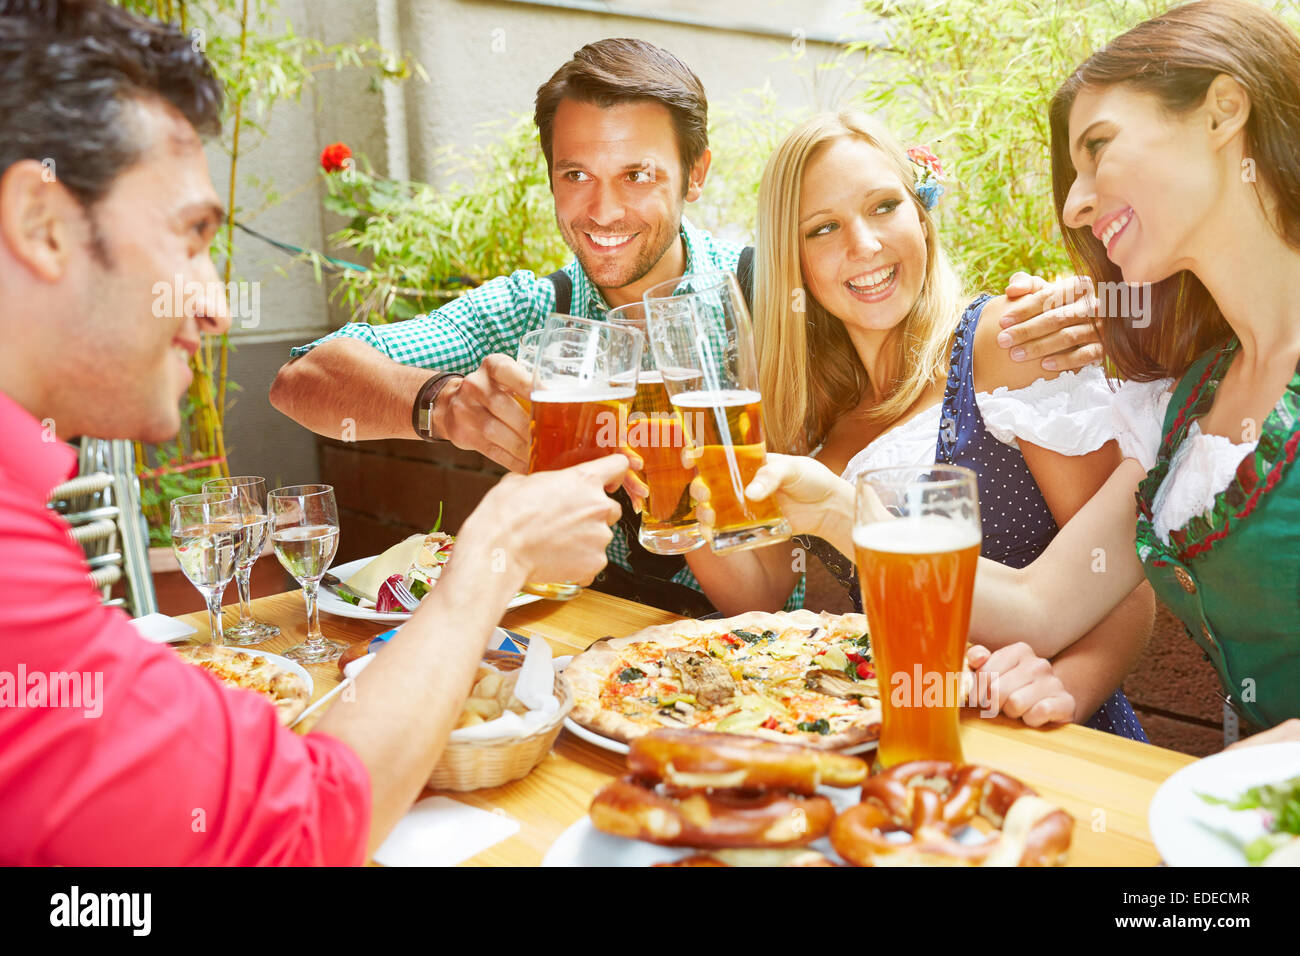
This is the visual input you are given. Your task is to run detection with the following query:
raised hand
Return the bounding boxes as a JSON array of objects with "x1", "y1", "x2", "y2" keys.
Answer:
[
  {"x1": 464, "y1": 453, "x2": 628, "y2": 588},
  {"x1": 432, "y1": 354, "x2": 533, "y2": 472},
  {"x1": 998, "y1": 273, "x2": 1102, "y2": 372}
]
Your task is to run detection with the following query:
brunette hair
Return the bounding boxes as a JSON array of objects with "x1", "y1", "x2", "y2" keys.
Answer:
[
  {"x1": 754, "y1": 111, "x2": 963, "y2": 455},
  {"x1": 0, "y1": 0, "x2": 223, "y2": 210},
  {"x1": 534, "y1": 38, "x2": 708, "y2": 186},
  {"x1": 1049, "y1": 0, "x2": 1300, "y2": 381}
]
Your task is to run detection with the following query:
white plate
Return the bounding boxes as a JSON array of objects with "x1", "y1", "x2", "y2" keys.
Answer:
[
  {"x1": 1148, "y1": 741, "x2": 1300, "y2": 866},
  {"x1": 543, "y1": 785, "x2": 866, "y2": 867},
  {"x1": 562, "y1": 716, "x2": 878, "y2": 757},
  {"x1": 318, "y1": 556, "x2": 543, "y2": 621}
]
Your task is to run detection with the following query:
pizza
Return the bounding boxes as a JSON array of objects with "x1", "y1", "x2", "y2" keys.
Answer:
[
  {"x1": 176, "y1": 644, "x2": 311, "y2": 726},
  {"x1": 565, "y1": 610, "x2": 882, "y2": 750}
]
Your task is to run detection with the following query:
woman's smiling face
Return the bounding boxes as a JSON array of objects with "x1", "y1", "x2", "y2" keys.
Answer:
[
  {"x1": 1061, "y1": 83, "x2": 1221, "y2": 283},
  {"x1": 797, "y1": 136, "x2": 928, "y2": 337}
]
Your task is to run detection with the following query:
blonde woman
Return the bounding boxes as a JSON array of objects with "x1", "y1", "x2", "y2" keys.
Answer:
[{"x1": 685, "y1": 111, "x2": 1155, "y2": 738}]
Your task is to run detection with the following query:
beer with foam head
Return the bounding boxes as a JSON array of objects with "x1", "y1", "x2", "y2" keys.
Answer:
[
  {"x1": 853, "y1": 467, "x2": 982, "y2": 768},
  {"x1": 642, "y1": 272, "x2": 790, "y2": 555},
  {"x1": 522, "y1": 315, "x2": 641, "y2": 600}
]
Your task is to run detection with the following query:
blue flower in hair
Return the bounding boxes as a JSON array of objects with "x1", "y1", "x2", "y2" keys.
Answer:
[{"x1": 907, "y1": 145, "x2": 945, "y2": 211}]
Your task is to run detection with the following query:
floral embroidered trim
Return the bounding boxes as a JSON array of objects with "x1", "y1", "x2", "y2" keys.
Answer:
[{"x1": 1136, "y1": 340, "x2": 1300, "y2": 564}]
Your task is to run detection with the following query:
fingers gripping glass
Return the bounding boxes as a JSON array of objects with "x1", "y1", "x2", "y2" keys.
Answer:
[
  {"x1": 606, "y1": 301, "x2": 705, "y2": 556},
  {"x1": 523, "y1": 315, "x2": 642, "y2": 600},
  {"x1": 642, "y1": 272, "x2": 791, "y2": 555}
]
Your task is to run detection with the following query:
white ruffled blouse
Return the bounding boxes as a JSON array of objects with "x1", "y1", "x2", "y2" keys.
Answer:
[
  {"x1": 841, "y1": 363, "x2": 1120, "y2": 482},
  {"x1": 1109, "y1": 378, "x2": 1256, "y2": 544},
  {"x1": 838, "y1": 365, "x2": 1259, "y2": 547}
]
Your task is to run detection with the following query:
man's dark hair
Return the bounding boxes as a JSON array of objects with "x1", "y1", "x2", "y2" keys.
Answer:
[
  {"x1": 0, "y1": 0, "x2": 223, "y2": 209},
  {"x1": 534, "y1": 38, "x2": 708, "y2": 186}
]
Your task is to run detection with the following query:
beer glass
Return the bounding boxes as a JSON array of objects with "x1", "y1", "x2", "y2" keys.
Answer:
[
  {"x1": 607, "y1": 302, "x2": 704, "y2": 555},
  {"x1": 170, "y1": 492, "x2": 242, "y2": 646},
  {"x1": 854, "y1": 466, "x2": 981, "y2": 768},
  {"x1": 269, "y1": 484, "x2": 343, "y2": 663},
  {"x1": 202, "y1": 475, "x2": 279, "y2": 645},
  {"x1": 642, "y1": 272, "x2": 790, "y2": 554},
  {"x1": 514, "y1": 329, "x2": 545, "y2": 414},
  {"x1": 524, "y1": 315, "x2": 641, "y2": 599}
]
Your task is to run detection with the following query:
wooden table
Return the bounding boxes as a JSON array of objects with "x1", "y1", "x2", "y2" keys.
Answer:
[{"x1": 181, "y1": 590, "x2": 1195, "y2": 866}]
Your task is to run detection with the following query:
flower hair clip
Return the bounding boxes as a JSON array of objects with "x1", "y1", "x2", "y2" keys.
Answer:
[{"x1": 907, "y1": 145, "x2": 945, "y2": 211}]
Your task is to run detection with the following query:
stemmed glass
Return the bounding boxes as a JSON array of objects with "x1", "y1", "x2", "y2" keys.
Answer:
[
  {"x1": 202, "y1": 475, "x2": 279, "y2": 645},
  {"x1": 170, "y1": 492, "x2": 243, "y2": 646},
  {"x1": 268, "y1": 484, "x2": 343, "y2": 663}
]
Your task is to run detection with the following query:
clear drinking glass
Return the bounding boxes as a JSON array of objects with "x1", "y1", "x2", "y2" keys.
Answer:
[
  {"x1": 268, "y1": 484, "x2": 343, "y2": 663},
  {"x1": 170, "y1": 492, "x2": 242, "y2": 646},
  {"x1": 853, "y1": 466, "x2": 982, "y2": 768},
  {"x1": 607, "y1": 301, "x2": 705, "y2": 555},
  {"x1": 514, "y1": 328, "x2": 546, "y2": 414},
  {"x1": 642, "y1": 272, "x2": 791, "y2": 554},
  {"x1": 202, "y1": 475, "x2": 279, "y2": 645},
  {"x1": 523, "y1": 314, "x2": 642, "y2": 600}
]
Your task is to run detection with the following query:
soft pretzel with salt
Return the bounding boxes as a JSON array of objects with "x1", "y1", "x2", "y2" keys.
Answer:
[{"x1": 830, "y1": 760, "x2": 1072, "y2": 866}]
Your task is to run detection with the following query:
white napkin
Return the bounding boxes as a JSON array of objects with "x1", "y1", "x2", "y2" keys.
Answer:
[
  {"x1": 129, "y1": 613, "x2": 197, "y2": 644},
  {"x1": 451, "y1": 636, "x2": 558, "y2": 741},
  {"x1": 374, "y1": 796, "x2": 519, "y2": 867}
]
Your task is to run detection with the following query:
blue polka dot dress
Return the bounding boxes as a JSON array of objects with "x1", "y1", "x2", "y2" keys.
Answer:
[
  {"x1": 934, "y1": 295, "x2": 1146, "y2": 741},
  {"x1": 813, "y1": 295, "x2": 1148, "y2": 742}
]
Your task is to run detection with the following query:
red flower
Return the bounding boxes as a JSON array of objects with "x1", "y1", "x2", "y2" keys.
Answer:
[
  {"x1": 320, "y1": 142, "x2": 352, "y2": 173},
  {"x1": 907, "y1": 145, "x2": 944, "y2": 179}
]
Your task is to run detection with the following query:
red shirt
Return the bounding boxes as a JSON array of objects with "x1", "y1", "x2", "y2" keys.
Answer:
[{"x1": 0, "y1": 390, "x2": 371, "y2": 865}]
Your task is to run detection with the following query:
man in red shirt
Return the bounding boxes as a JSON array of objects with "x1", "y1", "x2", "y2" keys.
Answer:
[{"x1": 0, "y1": 0, "x2": 626, "y2": 864}]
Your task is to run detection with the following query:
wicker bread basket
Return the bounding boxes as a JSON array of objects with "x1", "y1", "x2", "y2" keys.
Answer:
[{"x1": 428, "y1": 649, "x2": 572, "y2": 791}]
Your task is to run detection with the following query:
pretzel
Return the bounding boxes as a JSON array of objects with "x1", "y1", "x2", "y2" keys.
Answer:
[
  {"x1": 627, "y1": 728, "x2": 869, "y2": 795},
  {"x1": 830, "y1": 761, "x2": 1073, "y2": 867},
  {"x1": 590, "y1": 776, "x2": 835, "y2": 848}
]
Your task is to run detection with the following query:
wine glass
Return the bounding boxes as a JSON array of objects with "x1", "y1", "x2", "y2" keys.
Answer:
[
  {"x1": 268, "y1": 484, "x2": 343, "y2": 663},
  {"x1": 203, "y1": 475, "x2": 279, "y2": 645},
  {"x1": 170, "y1": 492, "x2": 243, "y2": 646}
]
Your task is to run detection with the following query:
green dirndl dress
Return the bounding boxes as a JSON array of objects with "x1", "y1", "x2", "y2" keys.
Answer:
[{"x1": 1134, "y1": 340, "x2": 1300, "y2": 731}]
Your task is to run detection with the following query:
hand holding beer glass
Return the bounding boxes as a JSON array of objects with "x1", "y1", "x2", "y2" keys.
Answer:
[
  {"x1": 643, "y1": 272, "x2": 791, "y2": 554},
  {"x1": 607, "y1": 302, "x2": 704, "y2": 555},
  {"x1": 523, "y1": 315, "x2": 641, "y2": 599},
  {"x1": 854, "y1": 466, "x2": 981, "y2": 767}
]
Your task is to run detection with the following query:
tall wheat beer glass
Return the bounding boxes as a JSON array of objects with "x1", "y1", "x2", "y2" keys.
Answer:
[
  {"x1": 524, "y1": 314, "x2": 641, "y2": 599},
  {"x1": 854, "y1": 466, "x2": 981, "y2": 767},
  {"x1": 607, "y1": 302, "x2": 704, "y2": 555},
  {"x1": 643, "y1": 273, "x2": 790, "y2": 554}
]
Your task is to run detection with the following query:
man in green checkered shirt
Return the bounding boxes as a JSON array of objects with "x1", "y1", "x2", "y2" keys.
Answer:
[{"x1": 272, "y1": 38, "x2": 804, "y2": 615}]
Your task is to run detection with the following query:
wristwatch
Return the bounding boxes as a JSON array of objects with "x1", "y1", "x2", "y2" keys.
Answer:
[{"x1": 412, "y1": 371, "x2": 464, "y2": 442}]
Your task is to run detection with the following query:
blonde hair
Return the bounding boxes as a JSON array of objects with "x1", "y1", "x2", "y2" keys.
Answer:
[{"x1": 754, "y1": 111, "x2": 964, "y2": 455}]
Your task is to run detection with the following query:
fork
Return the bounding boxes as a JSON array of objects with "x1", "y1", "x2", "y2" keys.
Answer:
[{"x1": 389, "y1": 578, "x2": 421, "y2": 612}]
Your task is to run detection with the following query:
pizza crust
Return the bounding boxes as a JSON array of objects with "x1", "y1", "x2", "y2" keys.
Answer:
[{"x1": 565, "y1": 610, "x2": 881, "y2": 751}]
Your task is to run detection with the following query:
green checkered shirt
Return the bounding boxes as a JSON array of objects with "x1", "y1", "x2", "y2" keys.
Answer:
[{"x1": 292, "y1": 218, "x2": 804, "y2": 611}]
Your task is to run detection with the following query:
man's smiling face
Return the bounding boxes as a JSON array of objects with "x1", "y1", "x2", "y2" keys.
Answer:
[{"x1": 549, "y1": 98, "x2": 697, "y2": 297}]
